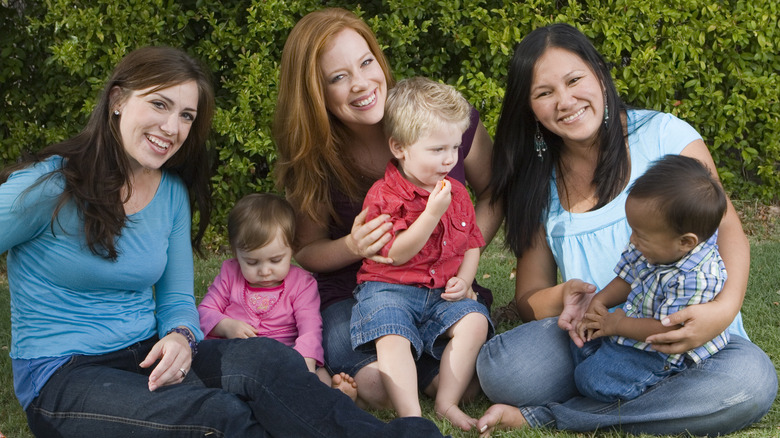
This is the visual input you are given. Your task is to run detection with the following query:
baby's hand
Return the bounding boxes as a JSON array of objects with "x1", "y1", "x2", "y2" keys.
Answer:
[
  {"x1": 442, "y1": 276, "x2": 468, "y2": 301},
  {"x1": 582, "y1": 303, "x2": 624, "y2": 339},
  {"x1": 213, "y1": 318, "x2": 258, "y2": 339},
  {"x1": 426, "y1": 179, "x2": 452, "y2": 219}
]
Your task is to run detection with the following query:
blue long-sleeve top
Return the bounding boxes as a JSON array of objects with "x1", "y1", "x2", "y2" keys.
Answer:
[{"x1": 0, "y1": 156, "x2": 204, "y2": 408}]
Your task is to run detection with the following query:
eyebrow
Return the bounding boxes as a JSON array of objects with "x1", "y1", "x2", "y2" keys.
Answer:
[
  {"x1": 153, "y1": 91, "x2": 198, "y2": 114},
  {"x1": 322, "y1": 50, "x2": 374, "y2": 77}
]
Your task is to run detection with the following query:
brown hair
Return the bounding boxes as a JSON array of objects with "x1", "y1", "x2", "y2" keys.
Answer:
[
  {"x1": 0, "y1": 46, "x2": 215, "y2": 259},
  {"x1": 228, "y1": 193, "x2": 296, "y2": 253},
  {"x1": 273, "y1": 8, "x2": 395, "y2": 226}
]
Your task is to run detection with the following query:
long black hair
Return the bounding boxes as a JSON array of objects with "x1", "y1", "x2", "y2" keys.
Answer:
[{"x1": 490, "y1": 23, "x2": 629, "y2": 257}]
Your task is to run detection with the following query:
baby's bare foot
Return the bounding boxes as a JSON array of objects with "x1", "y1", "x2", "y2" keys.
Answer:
[
  {"x1": 436, "y1": 403, "x2": 477, "y2": 431},
  {"x1": 331, "y1": 372, "x2": 358, "y2": 402}
]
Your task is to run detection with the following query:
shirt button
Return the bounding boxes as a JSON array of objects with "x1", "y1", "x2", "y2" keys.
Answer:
[
  {"x1": 443, "y1": 241, "x2": 447, "y2": 246},
  {"x1": 430, "y1": 269, "x2": 435, "y2": 275},
  {"x1": 461, "y1": 221, "x2": 466, "y2": 227},
  {"x1": 625, "y1": 304, "x2": 633, "y2": 310}
]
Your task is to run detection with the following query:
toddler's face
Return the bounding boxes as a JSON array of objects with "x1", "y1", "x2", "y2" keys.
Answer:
[
  {"x1": 626, "y1": 197, "x2": 690, "y2": 265},
  {"x1": 235, "y1": 230, "x2": 293, "y2": 288},
  {"x1": 392, "y1": 122, "x2": 462, "y2": 192}
]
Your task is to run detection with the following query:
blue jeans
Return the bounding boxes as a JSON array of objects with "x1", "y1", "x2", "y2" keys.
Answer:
[
  {"x1": 26, "y1": 336, "x2": 446, "y2": 437},
  {"x1": 476, "y1": 317, "x2": 778, "y2": 435},
  {"x1": 571, "y1": 338, "x2": 687, "y2": 403}
]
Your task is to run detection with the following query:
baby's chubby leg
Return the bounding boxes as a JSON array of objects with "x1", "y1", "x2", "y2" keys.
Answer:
[
  {"x1": 436, "y1": 312, "x2": 489, "y2": 431},
  {"x1": 375, "y1": 334, "x2": 420, "y2": 418}
]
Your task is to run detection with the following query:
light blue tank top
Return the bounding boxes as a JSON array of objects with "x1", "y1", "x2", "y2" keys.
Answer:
[{"x1": 544, "y1": 109, "x2": 747, "y2": 339}]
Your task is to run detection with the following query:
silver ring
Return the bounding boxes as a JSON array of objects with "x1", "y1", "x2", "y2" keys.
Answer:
[{"x1": 179, "y1": 368, "x2": 187, "y2": 378}]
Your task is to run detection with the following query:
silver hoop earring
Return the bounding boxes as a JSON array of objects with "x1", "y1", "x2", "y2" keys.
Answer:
[
  {"x1": 534, "y1": 122, "x2": 547, "y2": 161},
  {"x1": 603, "y1": 93, "x2": 609, "y2": 127}
]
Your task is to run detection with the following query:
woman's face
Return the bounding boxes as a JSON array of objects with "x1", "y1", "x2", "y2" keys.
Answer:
[
  {"x1": 529, "y1": 47, "x2": 605, "y2": 150},
  {"x1": 319, "y1": 28, "x2": 387, "y2": 130},
  {"x1": 115, "y1": 80, "x2": 199, "y2": 173}
]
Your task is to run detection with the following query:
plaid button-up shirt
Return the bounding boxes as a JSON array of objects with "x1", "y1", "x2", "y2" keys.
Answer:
[{"x1": 613, "y1": 232, "x2": 729, "y2": 365}]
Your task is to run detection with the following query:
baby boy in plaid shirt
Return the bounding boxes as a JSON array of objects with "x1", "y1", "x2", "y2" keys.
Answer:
[{"x1": 566, "y1": 154, "x2": 729, "y2": 402}]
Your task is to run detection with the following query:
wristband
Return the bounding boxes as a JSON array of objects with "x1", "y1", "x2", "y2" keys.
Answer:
[{"x1": 166, "y1": 326, "x2": 198, "y2": 357}]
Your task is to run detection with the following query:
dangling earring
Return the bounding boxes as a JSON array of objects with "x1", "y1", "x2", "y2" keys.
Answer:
[
  {"x1": 603, "y1": 92, "x2": 609, "y2": 127},
  {"x1": 113, "y1": 109, "x2": 120, "y2": 116},
  {"x1": 534, "y1": 122, "x2": 547, "y2": 161}
]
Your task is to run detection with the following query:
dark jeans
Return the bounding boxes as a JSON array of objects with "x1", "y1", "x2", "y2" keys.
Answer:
[{"x1": 26, "y1": 336, "x2": 445, "y2": 437}]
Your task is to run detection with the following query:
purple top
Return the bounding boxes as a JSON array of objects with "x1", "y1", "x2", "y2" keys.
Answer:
[{"x1": 319, "y1": 108, "x2": 492, "y2": 310}]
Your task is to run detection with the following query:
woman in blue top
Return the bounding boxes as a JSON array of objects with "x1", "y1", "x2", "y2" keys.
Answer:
[
  {"x1": 0, "y1": 46, "x2": 443, "y2": 437},
  {"x1": 475, "y1": 24, "x2": 776, "y2": 436}
]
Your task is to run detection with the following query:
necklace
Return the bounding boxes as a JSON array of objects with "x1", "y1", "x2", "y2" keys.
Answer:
[{"x1": 243, "y1": 280, "x2": 284, "y2": 316}]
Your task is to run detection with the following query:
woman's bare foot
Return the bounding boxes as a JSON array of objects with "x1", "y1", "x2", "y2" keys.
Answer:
[
  {"x1": 477, "y1": 403, "x2": 526, "y2": 437},
  {"x1": 331, "y1": 372, "x2": 358, "y2": 402},
  {"x1": 436, "y1": 403, "x2": 477, "y2": 431}
]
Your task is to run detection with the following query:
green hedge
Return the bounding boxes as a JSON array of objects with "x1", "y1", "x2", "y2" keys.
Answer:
[{"x1": 2, "y1": 0, "x2": 778, "y2": 245}]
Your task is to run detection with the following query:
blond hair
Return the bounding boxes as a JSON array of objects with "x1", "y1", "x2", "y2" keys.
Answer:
[
  {"x1": 273, "y1": 8, "x2": 395, "y2": 225},
  {"x1": 228, "y1": 193, "x2": 296, "y2": 253},
  {"x1": 384, "y1": 77, "x2": 471, "y2": 147}
]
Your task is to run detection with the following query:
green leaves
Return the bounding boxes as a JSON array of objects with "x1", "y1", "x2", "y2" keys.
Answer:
[{"x1": 1, "y1": 0, "x2": 777, "y2": 243}]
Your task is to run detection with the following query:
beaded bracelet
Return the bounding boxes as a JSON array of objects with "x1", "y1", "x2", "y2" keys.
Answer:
[{"x1": 166, "y1": 326, "x2": 199, "y2": 357}]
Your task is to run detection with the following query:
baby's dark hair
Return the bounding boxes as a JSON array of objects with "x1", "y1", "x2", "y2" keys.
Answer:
[
  {"x1": 228, "y1": 193, "x2": 295, "y2": 253},
  {"x1": 628, "y1": 155, "x2": 726, "y2": 241}
]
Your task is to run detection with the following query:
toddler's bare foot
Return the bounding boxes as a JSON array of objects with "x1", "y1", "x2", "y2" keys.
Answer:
[
  {"x1": 476, "y1": 403, "x2": 527, "y2": 437},
  {"x1": 331, "y1": 372, "x2": 358, "y2": 402},
  {"x1": 435, "y1": 403, "x2": 477, "y2": 431}
]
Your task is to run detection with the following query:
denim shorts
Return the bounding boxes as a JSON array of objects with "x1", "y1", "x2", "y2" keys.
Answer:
[
  {"x1": 350, "y1": 281, "x2": 492, "y2": 360},
  {"x1": 321, "y1": 298, "x2": 441, "y2": 389}
]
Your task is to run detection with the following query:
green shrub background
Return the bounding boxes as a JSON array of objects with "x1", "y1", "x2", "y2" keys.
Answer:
[{"x1": 2, "y1": 0, "x2": 778, "y2": 245}]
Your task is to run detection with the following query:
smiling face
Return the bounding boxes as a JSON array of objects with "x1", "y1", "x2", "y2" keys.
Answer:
[
  {"x1": 319, "y1": 28, "x2": 387, "y2": 130},
  {"x1": 114, "y1": 81, "x2": 199, "y2": 174},
  {"x1": 391, "y1": 122, "x2": 462, "y2": 192},
  {"x1": 235, "y1": 230, "x2": 293, "y2": 288},
  {"x1": 626, "y1": 196, "x2": 697, "y2": 265},
  {"x1": 529, "y1": 47, "x2": 605, "y2": 150}
]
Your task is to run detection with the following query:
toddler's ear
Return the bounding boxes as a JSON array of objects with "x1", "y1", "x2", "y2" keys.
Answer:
[
  {"x1": 388, "y1": 137, "x2": 405, "y2": 160},
  {"x1": 679, "y1": 233, "x2": 699, "y2": 252}
]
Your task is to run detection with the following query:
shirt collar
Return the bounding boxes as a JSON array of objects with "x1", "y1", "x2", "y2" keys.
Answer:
[{"x1": 383, "y1": 160, "x2": 433, "y2": 201}]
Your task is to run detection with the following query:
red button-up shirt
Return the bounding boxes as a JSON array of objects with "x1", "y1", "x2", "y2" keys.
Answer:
[{"x1": 357, "y1": 161, "x2": 485, "y2": 288}]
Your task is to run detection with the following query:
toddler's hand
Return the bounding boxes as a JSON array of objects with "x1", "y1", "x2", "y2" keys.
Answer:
[
  {"x1": 442, "y1": 276, "x2": 468, "y2": 301},
  {"x1": 213, "y1": 318, "x2": 259, "y2": 339},
  {"x1": 425, "y1": 179, "x2": 452, "y2": 219}
]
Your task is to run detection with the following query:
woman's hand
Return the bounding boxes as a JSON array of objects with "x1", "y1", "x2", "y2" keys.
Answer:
[
  {"x1": 140, "y1": 331, "x2": 193, "y2": 391},
  {"x1": 557, "y1": 279, "x2": 597, "y2": 347},
  {"x1": 646, "y1": 300, "x2": 732, "y2": 354},
  {"x1": 345, "y1": 208, "x2": 394, "y2": 264}
]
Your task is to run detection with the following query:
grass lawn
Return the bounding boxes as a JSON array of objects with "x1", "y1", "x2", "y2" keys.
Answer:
[{"x1": 1, "y1": 202, "x2": 778, "y2": 437}]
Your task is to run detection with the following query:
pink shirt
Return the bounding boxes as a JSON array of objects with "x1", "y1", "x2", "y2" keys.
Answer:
[
  {"x1": 198, "y1": 260, "x2": 324, "y2": 365},
  {"x1": 357, "y1": 161, "x2": 485, "y2": 288}
]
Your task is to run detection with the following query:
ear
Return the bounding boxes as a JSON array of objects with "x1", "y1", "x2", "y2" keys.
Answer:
[
  {"x1": 109, "y1": 86, "x2": 124, "y2": 112},
  {"x1": 678, "y1": 233, "x2": 699, "y2": 253},
  {"x1": 389, "y1": 137, "x2": 406, "y2": 160}
]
